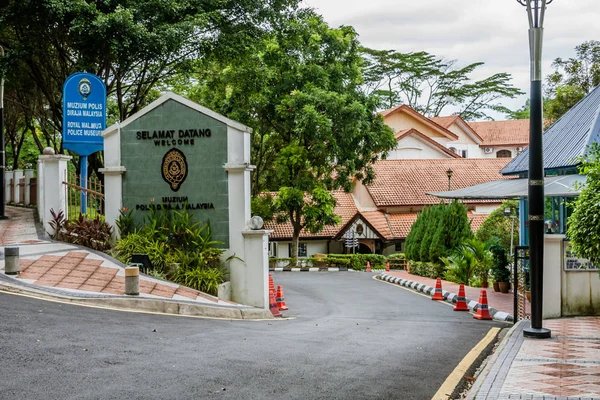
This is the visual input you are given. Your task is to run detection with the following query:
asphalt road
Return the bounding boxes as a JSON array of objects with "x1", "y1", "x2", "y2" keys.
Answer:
[{"x1": 0, "y1": 272, "x2": 507, "y2": 400}]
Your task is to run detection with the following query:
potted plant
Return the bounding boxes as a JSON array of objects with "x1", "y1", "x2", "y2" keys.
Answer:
[{"x1": 489, "y1": 239, "x2": 511, "y2": 293}]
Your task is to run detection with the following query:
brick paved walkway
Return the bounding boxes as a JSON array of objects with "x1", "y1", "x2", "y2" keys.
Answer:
[
  {"x1": 385, "y1": 270, "x2": 529, "y2": 316},
  {"x1": 0, "y1": 206, "x2": 234, "y2": 306},
  {"x1": 472, "y1": 318, "x2": 600, "y2": 400}
]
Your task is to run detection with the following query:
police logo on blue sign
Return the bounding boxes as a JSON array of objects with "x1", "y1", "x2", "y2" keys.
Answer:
[{"x1": 78, "y1": 78, "x2": 92, "y2": 100}]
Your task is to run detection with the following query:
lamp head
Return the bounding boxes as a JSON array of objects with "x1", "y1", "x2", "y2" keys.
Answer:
[
  {"x1": 504, "y1": 207, "x2": 512, "y2": 217},
  {"x1": 249, "y1": 215, "x2": 264, "y2": 230},
  {"x1": 446, "y1": 168, "x2": 453, "y2": 179}
]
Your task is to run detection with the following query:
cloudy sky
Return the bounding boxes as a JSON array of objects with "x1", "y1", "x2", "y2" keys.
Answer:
[{"x1": 303, "y1": 0, "x2": 600, "y2": 120}]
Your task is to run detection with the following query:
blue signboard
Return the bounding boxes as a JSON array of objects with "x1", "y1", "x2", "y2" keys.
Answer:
[{"x1": 62, "y1": 72, "x2": 106, "y2": 156}]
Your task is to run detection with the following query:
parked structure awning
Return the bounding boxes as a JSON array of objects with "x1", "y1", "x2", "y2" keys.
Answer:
[{"x1": 427, "y1": 174, "x2": 585, "y2": 200}]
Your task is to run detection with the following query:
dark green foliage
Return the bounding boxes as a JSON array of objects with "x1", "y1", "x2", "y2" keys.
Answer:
[
  {"x1": 489, "y1": 238, "x2": 511, "y2": 282},
  {"x1": 405, "y1": 207, "x2": 429, "y2": 261},
  {"x1": 408, "y1": 261, "x2": 445, "y2": 279},
  {"x1": 111, "y1": 207, "x2": 226, "y2": 293},
  {"x1": 419, "y1": 204, "x2": 443, "y2": 262},
  {"x1": 62, "y1": 214, "x2": 113, "y2": 251},
  {"x1": 406, "y1": 201, "x2": 472, "y2": 265},
  {"x1": 568, "y1": 144, "x2": 600, "y2": 267},
  {"x1": 115, "y1": 208, "x2": 137, "y2": 238},
  {"x1": 475, "y1": 200, "x2": 519, "y2": 255},
  {"x1": 429, "y1": 204, "x2": 450, "y2": 263},
  {"x1": 322, "y1": 254, "x2": 387, "y2": 270}
]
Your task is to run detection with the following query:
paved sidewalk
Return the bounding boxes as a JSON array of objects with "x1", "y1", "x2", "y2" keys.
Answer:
[
  {"x1": 468, "y1": 317, "x2": 600, "y2": 400},
  {"x1": 0, "y1": 206, "x2": 271, "y2": 319},
  {"x1": 385, "y1": 270, "x2": 527, "y2": 316}
]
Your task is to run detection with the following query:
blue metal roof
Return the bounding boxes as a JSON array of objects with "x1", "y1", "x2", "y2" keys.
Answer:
[{"x1": 501, "y1": 84, "x2": 600, "y2": 175}]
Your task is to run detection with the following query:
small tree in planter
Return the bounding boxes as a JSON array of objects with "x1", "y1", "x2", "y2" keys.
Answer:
[{"x1": 489, "y1": 238, "x2": 511, "y2": 293}]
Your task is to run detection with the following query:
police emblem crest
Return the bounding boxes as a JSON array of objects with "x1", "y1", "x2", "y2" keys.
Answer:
[
  {"x1": 78, "y1": 78, "x2": 92, "y2": 100},
  {"x1": 161, "y1": 148, "x2": 188, "y2": 192}
]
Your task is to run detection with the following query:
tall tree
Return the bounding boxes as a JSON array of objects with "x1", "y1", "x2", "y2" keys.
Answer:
[
  {"x1": 0, "y1": 0, "x2": 297, "y2": 173},
  {"x1": 362, "y1": 48, "x2": 523, "y2": 120},
  {"x1": 187, "y1": 11, "x2": 396, "y2": 260}
]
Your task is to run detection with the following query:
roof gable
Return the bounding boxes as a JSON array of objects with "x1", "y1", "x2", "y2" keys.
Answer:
[
  {"x1": 395, "y1": 128, "x2": 461, "y2": 158},
  {"x1": 502, "y1": 85, "x2": 600, "y2": 175},
  {"x1": 102, "y1": 92, "x2": 252, "y2": 138},
  {"x1": 381, "y1": 105, "x2": 459, "y2": 141}
]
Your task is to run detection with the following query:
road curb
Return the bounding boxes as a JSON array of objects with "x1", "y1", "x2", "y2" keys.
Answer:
[
  {"x1": 0, "y1": 280, "x2": 274, "y2": 320},
  {"x1": 270, "y1": 267, "x2": 350, "y2": 272},
  {"x1": 464, "y1": 320, "x2": 527, "y2": 400},
  {"x1": 376, "y1": 273, "x2": 514, "y2": 323}
]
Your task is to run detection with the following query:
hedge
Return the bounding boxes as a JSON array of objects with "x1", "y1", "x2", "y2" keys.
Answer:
[
  {"x1": 408, "y1": 261, "x2": 446, "y2": 279},
  {"x1": 326, "y1": 254, "x2": 386, "y2": 270}
]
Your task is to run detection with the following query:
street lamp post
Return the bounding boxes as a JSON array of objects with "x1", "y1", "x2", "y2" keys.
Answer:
[
  {"x1": 517, "y1": 0, "x2": 552, "y2": 339},
  {"x1": 446, "y1": 168, "x2": 453, "y2": 191},
  {"x1": 504, "y1": 207, "x2": 518, "y2": 258},
  {"x1": 0, "y1": 46, "x2": 7, "y2": 220}
]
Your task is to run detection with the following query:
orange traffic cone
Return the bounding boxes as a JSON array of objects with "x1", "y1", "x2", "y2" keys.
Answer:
[
  {"x1": 269, "y1": 288, "x2": 283, "y2": 317},
  {"x1": 432, "y1": 277, "x2": 444, "y2": 300},
  {"x1": 366, "y1": 261, "x2": 372, "y2": 273},
  {"x1": 269, "y1": 274, "x2": 275, "y2": 298},
  {"x1": 276, "y1": 285, "x2": 289, "y2": 310},
  {"x1": 453, "y1": 284, "x2": 469, "y2": 311},
  {"x1": 385, "y1": 262, "x2": 390, "y2": 272},
  {"x1": 473, "y1": 289, "x2": 492, "y2": 320}
]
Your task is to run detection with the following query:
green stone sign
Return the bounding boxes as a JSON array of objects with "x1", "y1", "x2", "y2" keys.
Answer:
[{"x1": 120, "y1": 99, "x2": 229, "y2": 246}]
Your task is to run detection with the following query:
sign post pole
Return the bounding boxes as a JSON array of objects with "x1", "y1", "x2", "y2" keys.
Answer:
[{"x1": 80, "y1": 155, "x2": 87, "y2": 215}]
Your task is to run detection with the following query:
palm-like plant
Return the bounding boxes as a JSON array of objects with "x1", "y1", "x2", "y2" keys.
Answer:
[{"x1": 462, "y1": 238, "x2": 494, "y2": 285}]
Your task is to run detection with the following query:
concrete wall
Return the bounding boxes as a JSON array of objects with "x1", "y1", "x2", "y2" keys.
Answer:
[
  {"x1": 543, "y1": 235, "x2": 600, "y2": 318},
  {"x1": 384, "y1": 111, "x2": 446, "y2": 139},
  {"x1": 274, "y1": 240, "x2": 329, "y2": 258},
  {"x1": 388, "y1": 135, "x2": 454, "y2": 159}
]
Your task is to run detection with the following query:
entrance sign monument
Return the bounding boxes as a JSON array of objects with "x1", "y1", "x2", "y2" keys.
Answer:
[{"x1": 100, "y1": 93, "x2": 271, "y2": 309}]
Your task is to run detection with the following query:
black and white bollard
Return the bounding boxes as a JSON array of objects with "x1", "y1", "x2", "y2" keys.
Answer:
[
  {"x1": 4, "y1": 246, "x2": 20, "y2": 275},
  {"x1": 125, "y1": 265, "x2": 140, "y2": 296}
]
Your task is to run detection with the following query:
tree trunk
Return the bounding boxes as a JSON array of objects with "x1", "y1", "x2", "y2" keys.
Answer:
[{"x1": 291, "y1": 223, "x2": 302, "y2": 266}]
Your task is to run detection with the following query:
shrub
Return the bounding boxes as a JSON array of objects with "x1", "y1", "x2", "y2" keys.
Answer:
[
  {"x1": 475, "y1": 200, "x2": 519, "y2": 255},
  {"x1": 63, "y1": 214, "x2": 113, "y2": 251},
  {"x1": 116, "y1": 207, "x2": 137, "y2": 238},
  {"x1": 409, "y1": 261, "x2": 444, "y2": 279},
  {"x1": 387, "y1": 253, "x2": 405, "y2": 260},
  {"x1": 173, "y1": 267, "x2": 226, "y2": 296}
]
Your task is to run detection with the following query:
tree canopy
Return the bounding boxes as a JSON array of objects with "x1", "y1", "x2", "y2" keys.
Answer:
[
  {"x1": 184, "y1": 11, "x2": 396, "y2": 258},
  {"x1": 362, "y1": 48, "x2": 523, "y2": 121}
]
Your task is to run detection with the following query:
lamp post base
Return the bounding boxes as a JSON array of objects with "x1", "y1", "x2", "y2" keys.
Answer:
[{"x1": 523, "y1": 326, "x2": 551, "y2": 339}]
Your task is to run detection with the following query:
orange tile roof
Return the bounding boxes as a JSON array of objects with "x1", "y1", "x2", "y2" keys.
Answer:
[
  {"x1": 367, "y1": 158, "x2": 513, "y2": 207},
  {"x1": 386, "y1": 212, "x2": 419, "y2": 239},
  {"x1": 360, "y1": 211, "x2": 394, "y2": 238},
  {"x1": 396, "y1": 128, "x2": 461, "y2": 158},
  {"x1": 468, "y1": 119, "x2": 530, "y2": 147},
  {"x1": 265, "y1": 190, "x2": 358, "y2": 240},
  {"x1": 429, "y1": 115, "x2": 460, "y2": 128},
  {"x1": 386, "y1": 211, "x2": 492, "y2": 239}
]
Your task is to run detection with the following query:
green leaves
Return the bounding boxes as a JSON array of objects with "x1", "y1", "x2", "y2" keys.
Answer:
[{"x1": 362, "y1": 48, "x2": 523, "y2": 121}]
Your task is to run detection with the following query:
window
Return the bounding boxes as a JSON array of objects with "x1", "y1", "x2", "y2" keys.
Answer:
[
  {"x1": 268, "y1": 242, "x2": 277, "y2": 257},
  {"x1": 395, "y1": 241, "x2": 404, "y2": 252},
  {"x1": 449, "y1": 147, "x2": 458, "y2": 154},
  {"x1": 497, "y1": 150, "x2": 512, "y2": 158},
  {"x1": 461, "y1": 149, "x2": 468, "y2": 158},
  {"x1": 288, "y1": 242, "x2": 308, "y2": 257}
]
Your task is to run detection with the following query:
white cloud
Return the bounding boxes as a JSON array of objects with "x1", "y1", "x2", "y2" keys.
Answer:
[{"x1": 303, "y1": 0, "x2": 600, "y2": 119}]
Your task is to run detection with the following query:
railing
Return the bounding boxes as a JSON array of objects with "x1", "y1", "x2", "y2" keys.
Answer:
[
  {"x1": 63, "y1": 171, "x2": 104, "y2": 220},
  {"x1": 513, "y1": 246, "x2": 531, "y2": 322}
]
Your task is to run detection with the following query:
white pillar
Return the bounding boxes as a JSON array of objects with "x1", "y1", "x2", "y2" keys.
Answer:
[
  {"x1": 99, "y1": 167, "x2": 125, "y2": 237},
  {"x1": 12, "y1": 169, "x2": 23, "y2": 204},
  {"x1": 4, "y1": 171, "x2": 11, "y2": 203},
  {"x1": 37, "y1": 160, "x2": 44, "y2": 220},
  {"x1": 38, "y1": 154, "x2": 72, "y2": 235},
  {"x1": 241, "y1": 230, "x2": 272, "y2": 309},
  {"x1": 23, "y1": 169, "x2": 34, "y2": 206}
]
